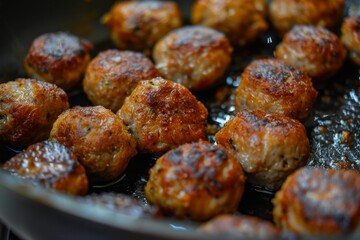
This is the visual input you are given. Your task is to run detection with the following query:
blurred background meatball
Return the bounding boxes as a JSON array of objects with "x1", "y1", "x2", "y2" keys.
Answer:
[
  {"x1": 275, "y1": 25, "x2": 347, "y2": 82},
  {"x1": 50, "y1": 106, "x2": 137, "y2": 184},
  {"x1": 83, "y1": 50, "x2": 160, "y2": 112},
  {"x1": 273, "y1": 167, "x2": 360, "y2": 235},
  {"x1": 215, "y1": 109, "x2": 309, "y2": 190},
  {"x1": 191, "y1": 0, "x2": 268, "y2": 46},
  {"x1": 145, "y1": 140, "x2": 245, "y2": 221},
  {"x1": 117, "y1": 77, "x2": 208, "y2": 155},
  {"x1": 0, "y1": 78, "x2": 69, "y2": 147},
  {"x1": 269, "y1": 0, "x2": 344, "y2": 36},
  {"x1": 199, "y1": 214, "x2": 280, "y2": 239},
  {"x1": 102, "y1": 1, "x2": 182, "y2": 55},
  {"x1": 235, "y1": 58, "x2": 318, "y2": 122},
  {"x1": 153, "y1": 26, "x2": 232, "y2": 91},
  {"x1": 24, "y1": 32, "x2": 92, "y2": 90},
  {"x1": 341, "y1": 14, "x2": 360, "y2": 66},
  {"x1": 2, "y1": 140, "x2": 88, "y2": 196}
]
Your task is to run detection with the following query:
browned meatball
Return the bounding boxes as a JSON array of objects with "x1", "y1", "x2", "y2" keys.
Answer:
[
  {"x1": 102, "y1": 1, "x2": 182, "y2": 54},
  {"x1": 273, "y1": 167, "x2": 360, "y2": 235},
  {"x1": 2, "y1": 140, "x2": 88, "y2": 196},
  {"x1": 191, "y1": 0, "x2": 268, "y2": 46},
  {"x1": 153, "y1": 26, "x2": 233, "y2": 91},
  {"x1": 215, "y1": 109, "x2": 309, "y2": 190},
  {"x1": 275, "y1": 25, "x2": 347, "y2": 82},
  {"x1": 235, "y1": 59, "x2": 318, "y2": 122},
  {"x1": 49, "y1": 106, "x2": 137, "y2": 183},
  {"x1": 83, "y1": 50, "x2": 160, "y2": 112},
  {"x1": 199, "y1": 214, "x2": 281, "y2": 239},
  {"x1": 145, "y1": 140, "x2": 245, "y2": 221},
  {"x1": 117, "y1": 77, "x2": 208, "y2": 155},
  {"x1": 341, "y1": 14, "x2": 360, "y2": 66},
  {"x1": 24, "y1": 32, "x2": 92, "y2": 90},
  {"x1": 269, "y1": 0, "x2": 344, "y2": 36},
  {"x1": 0, "y1": 78, "x2": 69, "y2": 147}
]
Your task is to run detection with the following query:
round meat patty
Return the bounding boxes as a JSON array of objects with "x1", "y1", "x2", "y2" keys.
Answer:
[{"x1": 341, "y1": 14, "x2": 360, "y2": 66}]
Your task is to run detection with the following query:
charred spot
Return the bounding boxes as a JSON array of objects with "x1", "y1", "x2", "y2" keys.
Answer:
[
  {"x1": 355, "y1": 16, "x2": 360, "y2": 29},
  {"x1": 229, "y1": 138, "x2": 236, "y2": 150}
]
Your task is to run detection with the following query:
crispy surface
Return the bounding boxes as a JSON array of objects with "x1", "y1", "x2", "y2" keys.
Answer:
[
  {"x1": 24, "y1": 32, "x2": 92, "y2": 90},
  {"x1": 191, "y1": 0, "x2": 268, "y2": 46},
  {"x1": 102, "y1": 1, "x2": 182, "y2": 54},
  {"x1": 275, "y1": 25, "x2": 347, "y2": 81},
  {"x1": 235, "y1": 58, "x2": 318, "y2": 122},
  {"x1": 0, "y1": 78, "x2": 69, "y2": 147},
  {"x1": 83, "y1": 50, "x2": 160, "y2": 112},
  {"x1": 273, "y1": 167, "x2": 360, "y2": 235},
  {"x1": 341, "y1": 14, "x2": 360, "y2": 66},
  {"x1": 145, "y1": 140, "x2": 245, "y2": 221},
  {"x1": 2, "y1": 140, "x2": 88, "y2": 196},
  {"x1": 117, "y1": 77, "x2": 208, "y2": 155},
  {"x1": 215, "y1": 109, "x2": 309, "y2": 190},
  {"x1": 269, "y1": 0, "x2": 344, "y2": 36},
  {"x1": 50, "y1": 106, "x2": 137, "y2": 183},
  {"x1": 153, "y1": 26, "x2": 232, "y2": 91}
]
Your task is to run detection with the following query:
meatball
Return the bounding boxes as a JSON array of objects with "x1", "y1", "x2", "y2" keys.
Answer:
[
  {"x1": 24, "y1": 32, "x2": 92, "y2": 90},
  {"x1": 0, "y1": 78, "x2": 69, "y2": 147},
  {"x1": 117, "y1": 77, "x2": 208, "y2": 155},
  {"x1": 2, "y1": 140, "x2": 88, "y2": 196},
  {"x1": 102, "y1": 1, "x2": 182, "y2": 55},
  {"x1": 341, "y1": 14, "x2": 360, "y2": 66},
  {"x1": 269, "y1": 0, "x2": 344, "y2": 36},
  {"x1": 83, "y1": 50, "x2": 160, "y2": 112},
  {"x1": 215, "y1": 109, "x2": 309, "y2": 190},
  {"x1": 191, "y1": 0, "x2": 268, "y2": 46},
  {"x1": 273, "y1": 167, "x2": 360, "y2": 235},
  {"x1": 49, "y1": 106, "x2": 137, "y2": 183},
  {"x1": 275, "y1": 25, "x2": 347, "y2": 82},
  {"x1": 153, "y1": 26, "x2": 233, "y2": 91},
  {"x1": 145, "y1": 140, "x2": 245, "y2": 221},
  {"x1": 198, "y1": 214, "x2": 280, "y2": 239},
  {"x1": 235, "y1": 58, "x2": 318, "y2": 122}
]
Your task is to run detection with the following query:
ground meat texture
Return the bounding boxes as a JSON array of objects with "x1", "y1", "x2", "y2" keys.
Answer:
[
  {"x1": 215, "y1": 109, "x2": 309, "y2": 190},
  {"x1": 24, "y1": 32, "x2": 92, "y2": 90},
  {"x1": 235, "y1": 59, "x2": 318, "y2": 122},
  {"x1": 117, "y1": 77, "x2": 208, "y2": 155},
  {"x1": 273, "y1": 167, "x2": 360, "y2": 235},
  {"x1": 198, "y1": 214, "x2": 280, "y2": 239},
  {"x1": 145, "y1": 140, "x2": 245, "y2": 221},
  {"x1": 102, "y1": 1, "x2": 182, "y2": 55},
  {"x1": 2, "y1": 140, "x2": 88, "y2": 196},
  {"x1": 341, "y1": 14, "x2": 360, "y2": 66},
  {"x1": 275, "y1": 25, "x2": 347, "y2": 82},
  {"x1": 269, "y1": 0, "x2": 344, "y2": 36},
  {"x1": 153, "y1": 26, "x2": 232, "y2": 91},
  {"x1": 191, "y1": 0, "x2": 268, "y2": 46},
  {"x1": 0, "y1": 78, "x2": 69, "y2": 147},
  {"x1": 83, "y1": 50, "x2": 160, "y2": 112},
  {"x1": 49, "y1": 106, "x2": 137, "y2": 184}
]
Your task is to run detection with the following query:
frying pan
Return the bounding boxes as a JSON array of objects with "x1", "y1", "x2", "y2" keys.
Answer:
[{"x1": 0, "y1": 0, "x2": 360, "y2": 239}]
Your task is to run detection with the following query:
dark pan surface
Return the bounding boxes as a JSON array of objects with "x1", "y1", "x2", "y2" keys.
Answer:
[{"x1": 0, "y1": 0, "x2": 360, "y2": 239}]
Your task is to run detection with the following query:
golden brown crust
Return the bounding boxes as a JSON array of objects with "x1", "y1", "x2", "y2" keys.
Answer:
[
  {"x1": 191, "y1": 0, "x2": 268, "y2": 46},
  {"x1": 49, "y1": 106, "x2": 137, "y2": 183},
  {"x1": 102, "y1": 1, "x2": 182, "y2": 54},
  {"x1": 215, "y1": 109, "x2": 309, "y2": 190},
  {"x1": 341, "y1": 15, "x2": 360, "y2": 66},
  {"x1": 269, "y1": 0, "x2": 344, "y2": 36},
  {"x1": 273, "y1": 167, "x2": 360, "y2": 235},
  {"x1": 2, "y1": 140, "x2": 88, "y2": 196},
  {"x1": 0, "y1": 78, "x2": 69, "y2": 147},
  {"x1": 235, "y1": 58, "x2": 318, "y2": 122},
  {"x1": 24, "y1": 32, "x2": 92, "y2": 90},
  {"x1": 275, "y1": 25, "x2": 347, "y2": 81},
  {"x1": 117, "y1": 77, "x2": 208, "y2": 155},
  {"x1": 83, "y1": 50, "x2": 160, "y2": 112},
  {"x1": 153, "y1": 26, "x2": 233, "y2": 91},
  {"x1": 145, "y1": 140, "x2": 245, "y2": 221}
]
